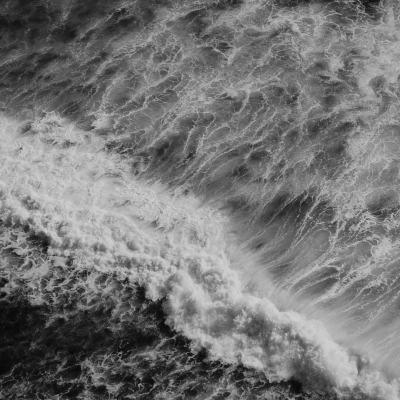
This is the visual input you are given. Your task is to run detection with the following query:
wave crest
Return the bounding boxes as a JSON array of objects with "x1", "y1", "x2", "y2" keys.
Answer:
[{"x1": 0, "y1": 114, "x2": 397, "y2": 398}]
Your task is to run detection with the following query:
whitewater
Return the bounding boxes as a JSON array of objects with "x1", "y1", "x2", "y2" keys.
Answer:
[{"x1": 1, "y1": 0, "x2": 400, "y2": 399}]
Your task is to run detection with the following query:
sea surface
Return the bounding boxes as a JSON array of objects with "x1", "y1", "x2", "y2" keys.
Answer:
[{"x1": 1, "y1": 0, "x2": 400, "y2": 399}]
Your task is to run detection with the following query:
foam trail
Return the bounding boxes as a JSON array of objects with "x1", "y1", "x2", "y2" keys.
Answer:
[{"x1": 0, "y1": 114, "x2": 397, "y2": 399}]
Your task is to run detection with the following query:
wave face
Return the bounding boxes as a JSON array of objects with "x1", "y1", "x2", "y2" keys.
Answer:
[{"x1": 1, "y1": 0, "x2": 400, "y2": 398}]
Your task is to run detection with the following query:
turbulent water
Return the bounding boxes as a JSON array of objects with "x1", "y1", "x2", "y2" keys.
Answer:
[{"x1": 2, "y1": 0, "x2": 400, "y2": 398}]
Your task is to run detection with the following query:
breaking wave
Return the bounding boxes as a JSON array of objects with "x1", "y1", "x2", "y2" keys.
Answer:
[
  {"x1": 1, "y1": 0, "x2": 400, "y2": 398},
  {"x1": 0, "y1": 113, "x2": 397, "y2": 398}
]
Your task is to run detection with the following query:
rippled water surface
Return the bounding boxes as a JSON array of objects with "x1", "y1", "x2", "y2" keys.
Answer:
[{"x1": 1, "y1": 0, "x2": 400, "y2": 399}]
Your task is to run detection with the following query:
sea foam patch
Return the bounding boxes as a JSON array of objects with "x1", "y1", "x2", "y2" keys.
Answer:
[{"x1": 0, "y1": 113, "x2": 398, "y2": 399}]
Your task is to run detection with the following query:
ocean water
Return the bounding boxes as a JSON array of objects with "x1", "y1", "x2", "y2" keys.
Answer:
[{"x1": 1, "y1": 0, "x2": 400, "y2": 399}]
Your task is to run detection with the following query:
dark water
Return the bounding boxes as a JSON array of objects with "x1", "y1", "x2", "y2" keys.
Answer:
[{"x1": 0, "y1": 0, "x2": 400, "y2": 399}]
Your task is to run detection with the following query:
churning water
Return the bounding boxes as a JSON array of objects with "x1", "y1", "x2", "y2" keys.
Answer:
[{"x1": 1, "y1": 0, "x2": 400, "y2": 399}]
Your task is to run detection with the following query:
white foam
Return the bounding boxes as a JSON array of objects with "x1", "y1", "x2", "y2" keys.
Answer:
[{"x1": 0, "y1": 113, "x2": 398, "y2": 398}]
